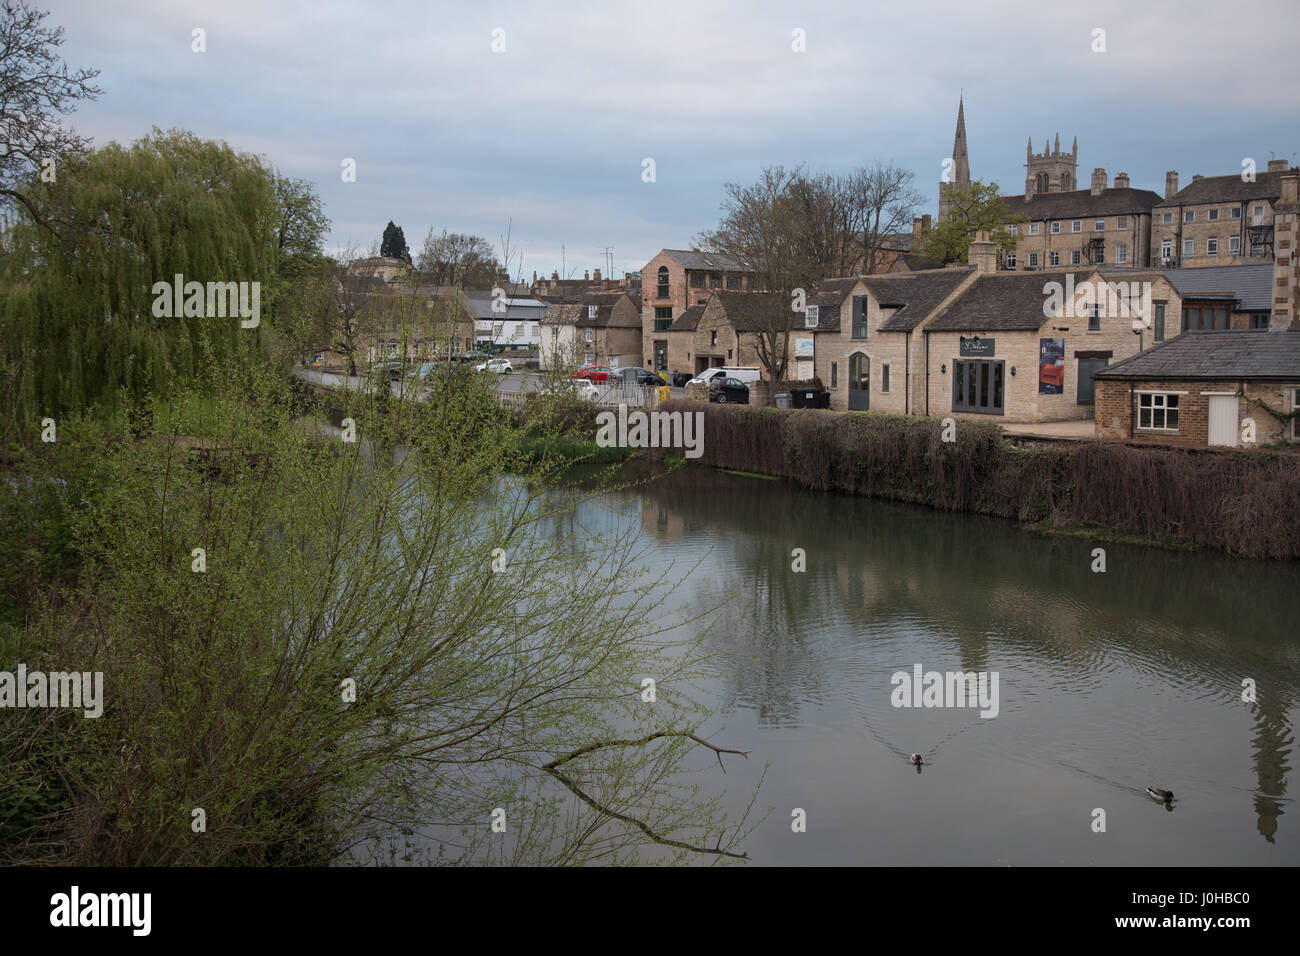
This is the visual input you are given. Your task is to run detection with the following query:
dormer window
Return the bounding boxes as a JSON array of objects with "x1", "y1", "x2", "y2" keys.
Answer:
[
  {"x1": 587, "y1": 305, "x2": 597, "y2": 318},
  {"x1": 805, "y1": 305, "x2": 819, "y2": 328}
]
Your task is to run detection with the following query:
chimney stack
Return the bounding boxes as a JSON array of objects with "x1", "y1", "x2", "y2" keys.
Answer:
[
  {"x1": 1192, "y1": 174, "x2": 1203, "y2": 183},
  {"x1": 593, "y1": 268, "x2": 601, "y2": 282},
  {"x1": 1165, "y1": 171, "x2": 1179, "y2": 200},
  {"x1": 1268, "y1": 159, "x2": 1289, "y2": 173},
  {"x1": 913, "y1": 216, "x2": 923, "y2": 237},
  {"x1": 1114, "y1": 172, "x2": 1130, "y2": 189},
  {"x1": 1091, "y1": 168, "x2": 1106, "y2": 196},
  {"x1": 922, "y1": 214, "x2": 932, "y2": 231},
  {"x1": 583, "y1": 269, "x2": 589, "y2": 281},
  {"x1": 968, "y1": 230, "x2": 998, "y2": 274}
]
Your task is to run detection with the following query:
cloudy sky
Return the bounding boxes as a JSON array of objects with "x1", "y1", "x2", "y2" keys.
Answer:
[{"x1": 46, "y1": 0, "x2": 1300, "y2": 280}]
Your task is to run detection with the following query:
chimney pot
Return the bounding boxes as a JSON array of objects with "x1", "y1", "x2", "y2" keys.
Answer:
[
  {"x1": 1114, "y1": 172, "x2": 1130, "y2": 189},
  {"x1": 1091, "y1": 168, "x2": 1106, "y2": 197},
  {"x1": 1268, "y1": 159, "x2": 1289, "y2": 173}
]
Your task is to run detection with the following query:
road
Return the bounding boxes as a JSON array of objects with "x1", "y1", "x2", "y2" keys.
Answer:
[{"x1": 292, "y1": 367, "x2": 689, "y2": 401}]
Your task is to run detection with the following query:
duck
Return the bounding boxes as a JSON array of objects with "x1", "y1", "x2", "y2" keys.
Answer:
[
  {"x1": 911, "y1": 753, "x2": 924, "y2": 766},
  {"x1": 1146, "y1": 787, "x2": 1174, "y2": 803}
]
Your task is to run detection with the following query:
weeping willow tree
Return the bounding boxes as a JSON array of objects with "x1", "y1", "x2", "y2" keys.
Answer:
[{"x1": 0, "y1": 128, "x2": 282, "y2": 430}]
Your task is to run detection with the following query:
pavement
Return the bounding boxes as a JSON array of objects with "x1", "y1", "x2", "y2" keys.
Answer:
[{"x1": 999, "y1": 419, "x2": 1097, "y2": 439}]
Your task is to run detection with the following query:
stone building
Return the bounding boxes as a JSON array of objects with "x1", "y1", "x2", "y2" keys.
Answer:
[
  {"x1": 999, "y1": 170, "x2": 1162, "y2": 271},
  {"x1": 690, "y1": 292, "x2": 782, "y2": 375},
  {"x1": 640, "y1": 249, "x2": 753, "y2": 373},
  {"x1": 540, "y1": 293, "x2": 641, "y2": 370},
  {"x1": 1151, "y1": 161, "x2": 1297, "y2": 267}
]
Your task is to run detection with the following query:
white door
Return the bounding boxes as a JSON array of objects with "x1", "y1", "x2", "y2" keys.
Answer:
[{"x1": 1207, "y1": 395, "x2": 1238, "y2": 446}]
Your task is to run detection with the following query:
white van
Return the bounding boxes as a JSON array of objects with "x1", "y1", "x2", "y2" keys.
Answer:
[{"x1": 688, "y1": 366, "x2": 763, "y2": 386}]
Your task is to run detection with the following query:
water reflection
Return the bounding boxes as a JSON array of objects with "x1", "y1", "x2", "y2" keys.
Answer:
[{"x1": 572, "y1": 465, "x2": 1299, "y2": 863}]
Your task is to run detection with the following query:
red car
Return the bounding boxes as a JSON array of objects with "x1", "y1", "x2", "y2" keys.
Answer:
[{"x1": 571, "y1": 365, "x2": 612, "y2": 382}]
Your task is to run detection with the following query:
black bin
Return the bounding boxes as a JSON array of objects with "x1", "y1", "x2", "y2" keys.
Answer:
[{"x1": 790, "y1": 388, "x2": 829, "y2": 409}]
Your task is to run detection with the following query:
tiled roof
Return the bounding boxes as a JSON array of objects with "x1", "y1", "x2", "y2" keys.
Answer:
[
  {"x1": 1162, "y1": 264, "x2": 1275, "y2": 313},
  {"x1": 1154, "y1": 169, "x2": 1296, "y2": 208},
  {"x1": 871, "y1": 269, "x2": 973, "y2": 332},
  {"x1": 1095, "y1": 329, "x2": 1300, "y2": 381},
  {"x1": 660, "y1": 248, "x2": 751, "y2": 272},
  {"x1": 998, "y1": 187, "x2": 1163, "y2": 220},
  {"x1": 711, "y1": 291, "x2": 787, "y2": 331},
  {"x1": 925, "y1": 271, "x2": 1068, "y2": 332},
  {"x1": 668, "y1": 305, "x2": 705, "y2": 332}
]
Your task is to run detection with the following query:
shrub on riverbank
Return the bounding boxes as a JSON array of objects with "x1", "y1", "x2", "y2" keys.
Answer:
[
  {"x1": 659, "y1": 402, "x2": 1300, "y2": 560},
  {"x1": 0, "y1": 373, "x2": 757, "y2": 865}
]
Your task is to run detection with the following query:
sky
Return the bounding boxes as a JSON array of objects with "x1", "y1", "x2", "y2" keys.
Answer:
[{"x1": 45, "y1": 0, "x2": 1300, "y2": 281}]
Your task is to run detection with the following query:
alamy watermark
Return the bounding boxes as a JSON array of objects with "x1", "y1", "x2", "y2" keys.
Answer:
[
  {"x1": 151, "y1": 273, "x2": 260, "y2": 327},
  {"x1": 1, "y1": 665, "x2": 103, "y2": 717},
  {"x1": 595, "y1": 405, "x2": 704, "y2": 459},
  {"x1": 890, "y1": 663, "x2": 999, "y2": 718},
  {"x1": 1042, "y1": 275, "x2": 1152, "y2": 326}
]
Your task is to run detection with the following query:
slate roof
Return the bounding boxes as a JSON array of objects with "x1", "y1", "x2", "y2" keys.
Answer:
[
  {"x1": 998, "y1": 187, "x2": 1163, "y2": 220},
  {"x1": 1095, "y1": 329, "x2": 1300, "y2": 381},
  {"x1": 871, "y1": 270, "x2": 974, "y2": 332},
  {"x1": 1162, "y1": 264, "x2": 1275, "y2": 312},
  {"x1": 668, "y1": 305, "x2": 705, "y2": 332},
  {"x1": 925, "y1": 271, "x2": 1069, "y2": 332},
  {"x1": 661, "y1": 248, "x2": 751, "y2": 272},
  {"x1": 1154, "y1": 169, "x2": 1296, "y2": 208}
]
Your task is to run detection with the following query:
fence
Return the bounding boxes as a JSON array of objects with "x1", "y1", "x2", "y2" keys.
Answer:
[{"x1": 495, "y1": 381, "x2": 664, "y2": 409}]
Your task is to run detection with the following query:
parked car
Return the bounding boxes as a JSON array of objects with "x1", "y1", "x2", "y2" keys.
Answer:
[
  {"x1": 668, "y1": 370, "x2": 693, "y2": 387},
  {"x1": 688, "y1": 368, "x2": 727, "y2": 387},
  {"x1": 569, "y1": 379, "x2": 599, "y2": 401},
  {"x1": 475, "y1": 358, "x2": 513, "y2": 374},
  {"x1": 708, "y1": 377, "x2": 750, "y2": 404},
  {"x1": 615, "y1": 366, "x2": 668, "y2": 386},
  {"x1": 571, "y1": 365, "x2": 613, "y2": 382}
]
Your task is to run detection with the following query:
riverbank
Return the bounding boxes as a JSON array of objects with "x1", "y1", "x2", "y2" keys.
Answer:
[{"x1": 652, "y1": 401, "x2": 1300, "y2": 560}]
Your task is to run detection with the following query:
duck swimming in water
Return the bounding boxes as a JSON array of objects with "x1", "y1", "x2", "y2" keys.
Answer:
[
  {"x1": 1146, "y1": 787, "x2": 1174, "y2": 803},
  {"x1": 911, "y1": 753, "x2": 923, "y2": 765}
]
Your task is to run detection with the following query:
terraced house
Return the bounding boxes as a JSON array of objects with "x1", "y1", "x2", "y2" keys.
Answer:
[
  {"x1": 999, "y1": 168, "x2": 1162, "y2": 272},
  {"x1": 1151, "y1": 161, "x2": 1296, "y2": 267}
]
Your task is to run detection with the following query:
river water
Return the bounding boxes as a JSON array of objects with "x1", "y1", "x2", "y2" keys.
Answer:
[{"x1": 571, "y1": 464, "x2": 1299, "y2": 865}]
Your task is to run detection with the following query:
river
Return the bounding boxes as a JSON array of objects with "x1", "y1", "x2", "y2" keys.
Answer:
[{"x1": 568, "y1": 463, "x2": 1299, "y2": 865}]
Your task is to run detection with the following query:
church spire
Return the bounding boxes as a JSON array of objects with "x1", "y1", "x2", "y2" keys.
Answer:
[{"x1": 951, "y1": 95, "x2": 970, "y2": 188}]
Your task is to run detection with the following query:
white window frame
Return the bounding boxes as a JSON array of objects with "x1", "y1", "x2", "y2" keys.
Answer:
[
  {"x1": 1161, "y1": 239, "x2": 1173, "y2": 262},
  {"x1": 1184, "y1": 210, "x2": 1195, "y2": 223},
  {"x1": 1049, "y1": 250, "x2": 1060, "y2": 267},
  {"x1": 1116, "y1": 242, "x2": 1128, "y2": 263},
  {"x1": 1208, "y1": 208, "x2": 1219, "y2": 221},
  {"x1": 1008, "y1": 224, "x2": 1018, "y2": 235},
  {"x1": 1030, "y1": 222, "x2": 1041, "y2": 236},
  {"x1": 1071, "y1": 250, "x2": 1081, "y2": 265},
  {"x1": 584, "y1": 328, "x2": 594, "y2": 343},
  {"x1": 1229, "y1": 236, "x2": 1241, "y2": 254},
  {"x1": 1051, "y1": 221, "x2": 1061, "y2": 234},
  {"x1": 1231, "y1": 207, "x2": 1242, "y2": 220},
  {"x1": 1004, "y1": 251, "x2": 1017, "y2": 269},
  {"x1": 1094, "y1": 219, "x2": 1105, "y2": 232},
  {"x1": 1071, "y1": 220, "x2": 1082, "y2": 233},
  {"x1": 1254, "y1": 204, "x2": 1265, "y2": 217},
  {"x1": 1162, "y1": 211, "x2": 1173, "y2": 225},
  {"x1": 804, "y1": 304, "x2": 819, "y2": 328},
  {"x1": 1183, "y1": 237, "x2": 1195, "y2": 257},
  {"x1": 1117, "y1": 216, "x2": 1128, "y2": 228},
  {"x1": 1136, "y1": 391, "x2": 1183, "y2": 433},
  {"x1": 1028, "y1": 252, "x2": 1039, "y2": 268},
  {"x1": 1207, "y1": 237, "x2": 1219, "y2": 257}
]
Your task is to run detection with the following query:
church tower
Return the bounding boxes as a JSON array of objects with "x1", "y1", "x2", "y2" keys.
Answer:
[
  {"x1": 1025, "y1": 134, "x2": 1078, "y2": 197},
  {"x1": 937, "y1": 96, "x2": 971, "y2": 223}
]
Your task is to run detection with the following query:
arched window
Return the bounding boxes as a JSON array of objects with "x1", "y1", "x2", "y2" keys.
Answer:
[
  {"x1": 1061, "y1": 172, "x2": 1072, "y2": 190},
  {"x1": 848, "y1": 352, "x2": 870, "y2": 410},
  {"x1": 1036, "y1": 172, "x2": 1048, "y2": 194},
  {"x1": 656, "y1": 266, "x2": 669, "y2": 299}
]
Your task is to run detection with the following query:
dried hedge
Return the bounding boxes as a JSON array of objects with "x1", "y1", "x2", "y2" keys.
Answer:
[{"x1": 658, "y1": 401, "x2": 1300, "y2": 560}]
